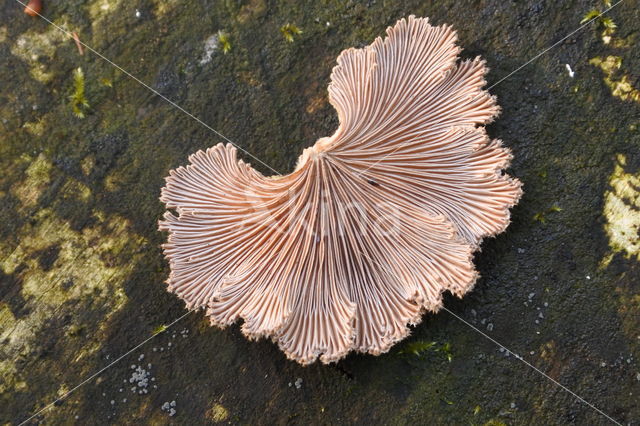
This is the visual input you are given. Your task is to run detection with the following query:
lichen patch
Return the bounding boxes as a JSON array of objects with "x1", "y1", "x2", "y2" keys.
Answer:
[
  {"x1": 208, "y1": 403, "x2": 230, "y2": 422},
  {"x1": 10, "y1": 20, "x2": 71, "y2": 83},
  {"x1": 0, "y1": 206, "x2": 145, "y2": 397},
  {"x1": 10, "y1": 154, "x2": 53, "y2": 208},
  {"x1": 602, "y1": 154, "x2": 640, "y2": 265}
]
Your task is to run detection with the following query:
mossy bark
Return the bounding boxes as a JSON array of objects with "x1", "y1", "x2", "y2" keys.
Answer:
[{"x1": 0, "y1": 0, "x2": 638, "y2": 424}]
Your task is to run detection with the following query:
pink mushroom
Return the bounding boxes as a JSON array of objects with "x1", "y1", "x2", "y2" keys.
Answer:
[{"x1": 159, "y1": 16, "x2": 522, "y2": 364}]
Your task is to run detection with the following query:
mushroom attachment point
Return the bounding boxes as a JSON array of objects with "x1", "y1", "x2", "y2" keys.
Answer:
[{"x1": 159, "y1": 16, "x2": 522, "y2": 364}]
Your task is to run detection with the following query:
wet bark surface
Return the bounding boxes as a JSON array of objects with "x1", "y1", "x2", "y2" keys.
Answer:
[{"x1": 0, "y1": 0, "x2": 639, "y2": 424}]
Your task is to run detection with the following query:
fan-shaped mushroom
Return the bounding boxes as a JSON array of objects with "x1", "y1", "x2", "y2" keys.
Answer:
[{"x1": 159, "y1": 16, "x2": 522, "y2": 364}]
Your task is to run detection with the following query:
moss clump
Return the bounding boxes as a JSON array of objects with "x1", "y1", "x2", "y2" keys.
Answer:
[
  {"x1": 581, "y1": 6, "x2": 618, "y2": 44},
  {"x1": 152, "y1": 324, "x2": 168, "y2": 334},
  {"x1": 218, "y1": 31, "x2": 231, "y2": 54},
  {"x1": 280, "y1": 23, "x2": 302, "y2": 43},
  {"x1": 69, "y1": 67, "x2": 90, "y2": 118},
  {"x1": 398, "y1": 340, "x2": 453, "y2": 361},
  {"x1": 581, "y1": 9, "x2": 601, "y2": 24},
  {"x1": 532, "y1": 205, "x2": 562, "y2": 223}
]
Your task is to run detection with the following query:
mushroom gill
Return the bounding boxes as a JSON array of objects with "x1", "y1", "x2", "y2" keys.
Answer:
[{"x1": 159, "y1": 16, "x2": 522, "y2": 364}]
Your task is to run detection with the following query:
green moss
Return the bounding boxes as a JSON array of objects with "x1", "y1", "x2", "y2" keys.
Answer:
[
  {"x1": 280, "y1": 23, "x2": 302, "y2": 43},
  {"x1": 99, "y1": 77, "x2": 113, "y2": 87},
  {"x1": 398, "y1": 340, "x2": 453, "y2": 361},
  {"x1": 69, "y1": 67, "x2": 90, "y2": 118},
  {"x1": 218, "y1": 31, "x2": 232, "y2": 54},
  {"x1": 532, "y1": 205, "x2": 562, "y2": 223},
  {"x1": 398, "y1": 340, "x2": 436, "y2": 356},
  {"x1": 580, "y1": 9, "x2": 601, "y2": 24},
  {"x1": 600, "y1": 17, "x2": 617, "y2": 31},
  {"x1": 581, "y1": 7, "x2": 619, "y2": 44},
  {"x1": 152, "y1": 324, "x2": 168, "y2": 334}
]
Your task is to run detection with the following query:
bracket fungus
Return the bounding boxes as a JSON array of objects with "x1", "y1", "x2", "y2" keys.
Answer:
[{"x1": 159, "y1": 16, "x2": 522, "y2": 364}]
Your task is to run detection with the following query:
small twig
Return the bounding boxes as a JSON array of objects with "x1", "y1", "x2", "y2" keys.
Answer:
[{"x1": 72, "y1": 32, "x2": 84, "y2": 55}]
